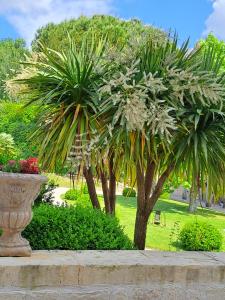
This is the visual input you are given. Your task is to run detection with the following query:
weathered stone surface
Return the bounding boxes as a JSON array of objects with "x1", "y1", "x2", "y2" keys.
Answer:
[
  {"x1": 0, "y1": 173, "x2": 47, "y2": 257},
  {"x1": 0, "y1": 251, "x2": 224, "y2": 299}
]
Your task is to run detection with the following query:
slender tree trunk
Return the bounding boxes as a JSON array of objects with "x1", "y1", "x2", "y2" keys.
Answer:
[
  {"x1": 109, "y1": 155, "x2": 116, "y2": 215},
  {"x1": 134, "y1": 162, "x2": 149, "y2": 249},
  {"x1": 134, "y1": 161, "x2": 174, "y2": 250},
  {"x1": 100, "y1": 170, "x2": 111, "y2": 213},
  {"x1": 134, "y1": 210, "x2": 149, "y2": 250},
  {"x1": 188, "y1": 187, "x2": 198, "y2": 212},
  {"x1": 83, "y1": 166, "x2": 101, "y2": 209}
]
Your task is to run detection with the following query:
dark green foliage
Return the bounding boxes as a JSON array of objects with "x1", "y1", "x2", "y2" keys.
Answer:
[
  {"x1": 80, "y1": 183, "x2": 89, "y2": 194},
  {"x1": 122, "y1": 187, "x2": 136, "y2": 197},
  {"x1": 64, "y1": 188, "x2": 92, "y2": 207},
  {"x1": 0, "y1": 102, "x2": 40, "y2": 159},
  {"x1": 0, "y1": 39, "x2": 28, "y2": 99},
  {"x1": 32, "y1": 15, "x2": 165, "y2": 51},
  {"x1": 23, "y1": 204, "x2": 133, "y2": 250},
  {"x1": 64, "y1": 188, "x2": 80, "y2": 200},
  {"x1": 34, "y1": 180, "x2": 58, "y2": 206},
  {"x1": 179, "y1": 221, "x2": 223, "y2": 251}
]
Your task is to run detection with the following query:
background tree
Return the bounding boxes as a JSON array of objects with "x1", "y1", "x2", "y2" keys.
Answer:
[
  {"x1": 0, "y1": 133, "x2": 16, "y2": 164},
  {"x1": 199, "y1": 33, "x2": 225, "y2": 72},
  {"x1": 0, "y1": 39, "x2": 28, "y2": 99},
  {"x1": 32, "y1": 15, "x2": 166, "y2": 52},
  {"x1": 0, "y1": 101, "x2": 39, "y2": 159}
]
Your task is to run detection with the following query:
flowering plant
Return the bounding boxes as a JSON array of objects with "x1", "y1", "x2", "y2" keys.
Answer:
[{"x1": 0, "y1": 158, "x2": 39, "y2": 174}]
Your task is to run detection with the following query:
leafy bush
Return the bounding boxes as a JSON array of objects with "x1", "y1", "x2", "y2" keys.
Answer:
[
  {"x1": 64, "y1": 188, "x2": 91, "y2": 207},
  {"x1": 179, "y1": 221, "x2": 223, "y2": 251},
  {"x1": 0, "y1": 133, "x2": 16, "y2": 164},
  {"x1": 0, "y1": 102, "x2": 40, "y2": 159},
  {"x1": 23, "y1": 204, "x2": 133, "y2": 250},
  {"x1": 64, "y1": 189, "x2": 79, "y2": 200},
  {"x1": 122, "y1": 187, "x2": 136, "y2": 197},
  {"x1": 80, "y1": 183, "x2": 89, "y2": 194},
  {"x1": 35, "y1": 180, "x2": 58, "y2": 206}
]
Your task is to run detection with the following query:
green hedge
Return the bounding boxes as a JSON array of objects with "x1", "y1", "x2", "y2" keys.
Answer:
[
  {"x1": 179, "y1": 221, "x2": 223, "y2": 251},
  {"x1": 64, "y1": 188, "x2": 91, "y2": 207},
  {"x1": 23, "y1": 204, "x2": 133, "y2": 250},
  {"x1": 122, "y1": 187, "x2": 136, "y2": 197}
]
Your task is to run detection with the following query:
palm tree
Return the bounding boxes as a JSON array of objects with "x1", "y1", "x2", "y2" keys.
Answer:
[
  {"x1": 10, "y1": 37, "x2": 108, "y2": 209},
  {"x1": 99, "y1": 35, "x2": 225, "y2": 249}
]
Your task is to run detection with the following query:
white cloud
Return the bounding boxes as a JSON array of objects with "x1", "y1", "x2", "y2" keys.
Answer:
[
  {"x1": 204, "y1": 0, "x2": 225, "y2": 39},
  {"x1": 0, "y1": 0, "x2": 114, "y2": 45}
]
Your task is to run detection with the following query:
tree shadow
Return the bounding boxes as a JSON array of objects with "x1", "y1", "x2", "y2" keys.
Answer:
[{"x1": 116, "y1": 195, "x2": 225, "y2": 219}]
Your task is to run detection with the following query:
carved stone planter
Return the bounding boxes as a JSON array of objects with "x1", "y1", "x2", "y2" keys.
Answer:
[{"x1": 0, "y1": 172, "x2": 47, "y2": 257}]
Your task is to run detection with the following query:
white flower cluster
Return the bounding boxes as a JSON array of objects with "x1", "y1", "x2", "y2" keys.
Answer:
[
  {"x1": 167, "y1": 67, "x2": 225, "y2": 105},
  {"x1": 99, "y1": 62, "x2": 176, "y2": 139}
]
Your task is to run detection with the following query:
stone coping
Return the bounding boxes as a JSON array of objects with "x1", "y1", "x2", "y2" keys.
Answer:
[
  {"x1": 0, "y1": 251, "x2": 224, "y2": 286},
  {"x1": 0, "y1": 251, "x2": 224, "y2": 299}
]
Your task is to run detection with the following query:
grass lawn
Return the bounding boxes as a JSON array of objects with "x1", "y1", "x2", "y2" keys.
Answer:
[
  {"x1": 115, "y1": 196, "x2": 225, "y2": 251},
  {"x1": 59, "y1": 177, "x2": 225, "y2": 251}
]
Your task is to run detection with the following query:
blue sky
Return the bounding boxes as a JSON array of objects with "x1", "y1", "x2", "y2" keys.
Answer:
[{"x1": 0, "y1": 0, "x2": 223, "y2": 47}]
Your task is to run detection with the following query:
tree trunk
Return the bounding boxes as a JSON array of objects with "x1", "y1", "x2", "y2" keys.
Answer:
[
  {"x1": 109, "y1": 155, "x2": 116, "y2": 215},
  {"x1": 188, "y1": 194, "x2": 198, "y2": 212},
  {"x1": 134, "y1": 162, "x2": 174, "y2": 249},
  {"x1": 83, "y1": 166, "x2": 101, "y2": 209},
  {"x1": 134, "y1": 210, "x2": 149, "y2": 250},
  {"x1": 100, "y1": 170, "x2": 111, "y2": 213}
]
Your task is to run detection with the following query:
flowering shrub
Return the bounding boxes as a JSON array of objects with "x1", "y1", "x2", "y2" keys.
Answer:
[
  {"x1": 0, "y1": 157, "x2": 39, "y2": 174},
  {"x1": 20, "y1": 158, "x2": 39, "y2": 174}
]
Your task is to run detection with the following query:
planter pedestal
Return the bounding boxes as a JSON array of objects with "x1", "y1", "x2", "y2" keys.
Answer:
[{"x1": 0, "y1": 172, "x2": 47, "y2": 257}]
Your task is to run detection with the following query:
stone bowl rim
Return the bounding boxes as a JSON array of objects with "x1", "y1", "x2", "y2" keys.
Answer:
[{"x1": 0, "y1": 172, "x2": 47, "y2": 183}]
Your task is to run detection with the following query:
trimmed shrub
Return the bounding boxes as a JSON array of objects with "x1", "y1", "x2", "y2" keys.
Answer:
[
  {"x1": 80, "y1": 183, "x2": 89, "y2": 194},
  {"x1": 64, "y1": 189, "x2": 80, "y2": 200},
  {"x1": 23, "y1": 204, "x2": 133, "y2": 250},
  {"x1": 179, "y1": 221, "x2": 223, "y2": 251},
  {"x1": 122, "y1": 187, "x2": 136, "y2": 197},
  {"x1": 64, "y1": 188, "x2": 91, "y2": 207}
]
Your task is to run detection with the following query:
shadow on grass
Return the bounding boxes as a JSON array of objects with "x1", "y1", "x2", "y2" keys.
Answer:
[{"x1": 116, "y1": 195, "x2": 225, "y2": 219}]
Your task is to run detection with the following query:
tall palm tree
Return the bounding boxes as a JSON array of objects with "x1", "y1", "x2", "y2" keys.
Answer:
[
  {"x1": 99, "y1": 35, "x2": 225, "y2": 249},
  {"x1": 11, "y1": 37, "x2": 107, "y2": 209}
]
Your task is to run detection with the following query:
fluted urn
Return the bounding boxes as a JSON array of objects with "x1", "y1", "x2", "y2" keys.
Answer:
[{"x1": 0, "y1": 172, "x2": 47, "y2": 257}]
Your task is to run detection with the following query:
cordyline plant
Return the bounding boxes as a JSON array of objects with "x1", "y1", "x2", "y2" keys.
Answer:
[
  {"x1": 7, "y1": 36, "x2": 120, "y2": 212},
  {"x1": 98, "y1": 35, "x2": 225, "y2": 249},
  {"x1": 7, "y1": 33, "x2": 152, "y2": 215}
]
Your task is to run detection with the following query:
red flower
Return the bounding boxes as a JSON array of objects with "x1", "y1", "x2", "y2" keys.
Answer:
[{"x1": 19, "y1": 157, "x2": 39, "y2": 174}]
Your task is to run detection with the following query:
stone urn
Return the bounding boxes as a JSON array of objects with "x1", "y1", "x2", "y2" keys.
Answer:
[{"x1": 0, "y1": 172, "x2": 47, "y2": 257}]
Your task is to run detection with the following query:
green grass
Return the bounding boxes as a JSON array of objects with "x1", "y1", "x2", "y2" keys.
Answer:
[
  {"x1": 116, "y1": 196, "x2": 225, "y2": 251},
  {"x1": 60, "y1": 185, "x2": 225, "y2": 251}
]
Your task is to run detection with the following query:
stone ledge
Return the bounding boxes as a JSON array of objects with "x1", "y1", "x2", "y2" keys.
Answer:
[{"x1": 0, "y1": 251, "x2": 224, "y2": 299}]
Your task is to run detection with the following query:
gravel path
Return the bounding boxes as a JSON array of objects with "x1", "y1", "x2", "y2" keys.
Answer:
[
  {"x1": 52, "y1": 184, "x2": 124, "y2": 205},
  {"x1": 52, "y1": 187, "x2": 69, "y2": 205}
]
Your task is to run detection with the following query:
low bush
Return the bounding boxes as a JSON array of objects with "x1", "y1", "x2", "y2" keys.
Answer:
[
  {"x1": 122, "y1": 187, "x2": 136, "y2": 197},
  {"x1": 23, "y1": 204, "x2": 133, "y2": 250},
  {"x1": 80, "y1": 183, "x2": 89, "y2": 194},
  {"x1": 179, "y1": 221, "x2": 223, "y2": 251},
  {"x1": 64, "y1": 188, "x2": 91, "y2": 207},
  {"x1": 64, "y1": 188, "x2": 79, "y2": 200}
]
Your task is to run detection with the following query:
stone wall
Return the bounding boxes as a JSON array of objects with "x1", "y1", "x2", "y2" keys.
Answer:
[{"x1": 0, "y1": 251, "x2": 224, "y2": 299}]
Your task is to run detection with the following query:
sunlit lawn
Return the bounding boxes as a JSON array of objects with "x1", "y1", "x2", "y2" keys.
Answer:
[
  {"x1": 116, "y1": 196, "x2": 225, "y2": 251},
  {"x1": 57, "y1": 171, "x2": 225, "y2": 251}
]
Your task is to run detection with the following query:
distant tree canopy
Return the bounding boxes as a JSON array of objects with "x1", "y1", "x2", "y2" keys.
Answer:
[
  {"x1": 32, "y1": 15, "x2": 166, "y2": 51},
  {"x1": 0, "y1": 38, "x2": 28, "y2": 99},
  {"x1": 199, "y1": 33, "x2": 225, "y2": 71}
]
